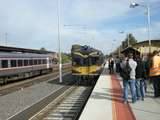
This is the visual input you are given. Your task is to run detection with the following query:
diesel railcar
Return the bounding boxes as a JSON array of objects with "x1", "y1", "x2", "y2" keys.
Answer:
[
  {"x1": 71, "y1": 44, "x2": 104, "y2": 84},
  {"x1": 0, "y1": 52, "x2": 54, "y2": 85}
]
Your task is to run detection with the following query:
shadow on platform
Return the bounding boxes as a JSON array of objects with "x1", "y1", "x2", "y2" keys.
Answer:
[{"x1": 90, "y1": 88, "x2": 130, "y2": 103}]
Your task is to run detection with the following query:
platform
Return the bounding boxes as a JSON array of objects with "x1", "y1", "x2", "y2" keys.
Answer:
[{"x1": 79, "y1": 64, "x2": 160, "y2": 120}]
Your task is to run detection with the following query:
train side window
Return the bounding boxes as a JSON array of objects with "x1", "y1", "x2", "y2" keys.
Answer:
[
  {"x1": 2, "y1": 60, "x2": 8, "y2": 68},
  {"x1": 29, "y1": 60, "x2": 33, "y2": 65},
  {"x1": 11, "y1": 60, "x2": 17, "y2": 67},
  {"x1": 38, "y1": 59, "x2": 41, "y2": 64},
  {"x1": 18, "y1": 60, "x2": 23, "y2": 66},
  {"x1": 43, "y1": 59, "x2": 46, "y2": 64},
  {"x1": 24, "y1": 60, "x2": 28, "y2": 66},
  {"x1": 34, "y1": 59, "x2": 37, "y2": 65}
]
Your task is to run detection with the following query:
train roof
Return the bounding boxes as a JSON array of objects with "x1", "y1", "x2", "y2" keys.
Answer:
[
  {"x1": 0, "y1": 45, "x2": 55, "y2": 54},
  {"x1": 72, "y1": 44, "x2": 101, "y2": 53},
  {"x1": 71, "y1": 44, "x2": 103, "y2": 57},
  {"x1": 0, "y1": 52, "x2": 52, "y2": 58}
]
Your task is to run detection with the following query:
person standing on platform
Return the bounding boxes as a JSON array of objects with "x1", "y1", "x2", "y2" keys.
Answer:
[
  {"x1": 120, "y1": 54, "x2": 137, "y2": 103},
  {"x1": 149, "y1": 51, "x2": 160, "y2": 98},
  {"x1": 135, "y1": 55, "x2": 146, "y2": 101},
  {"x1": 115, "y1": 56, "x2": 120, "y2": 73},
  {"x1": 142, "y1": 56, "x2": 150, "y2": 92},
  {"x1": 109, "y1": 57, "x2": 114, "y2": 74}
]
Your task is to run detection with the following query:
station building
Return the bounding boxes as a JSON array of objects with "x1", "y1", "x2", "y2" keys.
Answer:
[{"x1": 133, "y1": 40, "x2": 160, "y2": 55}]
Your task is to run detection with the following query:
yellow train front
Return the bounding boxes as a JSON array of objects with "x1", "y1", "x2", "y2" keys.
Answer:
[{"x1": 71, "y1": 44, "x2": 104, "y2": 85}]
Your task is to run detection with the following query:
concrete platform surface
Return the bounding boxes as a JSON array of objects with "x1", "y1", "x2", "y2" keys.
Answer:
[
  {"x1": 79, "y1": 64, "x2": 160, "y2": 120},
  {"x1": 79, "y1": 66, "x2": 113, "y2": 120}
]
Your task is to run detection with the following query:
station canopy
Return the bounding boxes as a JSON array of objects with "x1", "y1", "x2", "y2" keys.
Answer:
[{"x1": 121, "y1": 47, "x2": 140, "y2": 56}]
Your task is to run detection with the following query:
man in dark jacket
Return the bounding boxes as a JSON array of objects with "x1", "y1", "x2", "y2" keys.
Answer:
[{"x1": 135, "y1": 55, "x2": 146, "y2": 101}]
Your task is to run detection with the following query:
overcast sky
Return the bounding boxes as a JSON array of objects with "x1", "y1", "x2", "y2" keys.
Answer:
[{"x1": 0, "y1": 0, "x2": 160, "y2": 54}]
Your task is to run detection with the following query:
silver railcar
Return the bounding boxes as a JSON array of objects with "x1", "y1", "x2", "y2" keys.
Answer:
[{"x1": 0, "y1": 52, "x2": 54, "y2": 84}]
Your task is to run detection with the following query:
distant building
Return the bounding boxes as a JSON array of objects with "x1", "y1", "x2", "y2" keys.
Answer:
[
  {"x1": 133, "y1": 40, "x2": 160, "y2": 55},
  {"x1": 48, "y1": 52, "x2": 58, "y2": 62}
]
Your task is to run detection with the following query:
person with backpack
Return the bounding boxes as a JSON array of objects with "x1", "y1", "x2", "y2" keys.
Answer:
[{"x1": 121, "y1": 54, "x2": 137, "y2": 103}]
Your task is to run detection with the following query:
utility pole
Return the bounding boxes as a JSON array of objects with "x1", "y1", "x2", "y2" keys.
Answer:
[
  {"x1": 118, "y1": 46, "x2": 121, "y2": 57},
  {"x1": 57, "y1": 0, "x2": 62, "y2": 83},
  {"x1": 147, "y1": 4, "x2": 151, "y2": 54},
  {"x1": 127, "y1": 33, "x2": 130, "y2": 47},
  {"x1": 5, "y1": 32, "x2": 8, "y2": 46},
  {"x1": 130, "y1": 2, "x2": 151, "y2": 54}
]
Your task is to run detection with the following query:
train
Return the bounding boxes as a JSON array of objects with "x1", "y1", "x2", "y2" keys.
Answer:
[
  {"x1": 71, "y1": 44, "x2": 104, "y2": 84},
  {"x1": 0, "y1": 52, "x2": 55, "y2": 85}
]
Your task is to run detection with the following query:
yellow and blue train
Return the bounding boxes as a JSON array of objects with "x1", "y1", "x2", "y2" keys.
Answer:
[{"x1": 71, "y1": 44, "x2": 104, "y2": 84}]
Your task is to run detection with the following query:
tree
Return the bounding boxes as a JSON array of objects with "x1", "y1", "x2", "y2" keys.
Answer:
[
  {"x1": 40, "y1": 47, "x2": 47, "y2": 51},
  {"x1": 122, "y1": 33, "x2": 137, "y2": 49},
  {"x1": 62, "y1": 53, "x2": 71, "y2": 63}
]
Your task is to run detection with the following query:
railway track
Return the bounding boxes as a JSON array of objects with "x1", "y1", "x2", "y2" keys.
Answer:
[
  {"x1": 0, "y1": 63, "x2": 95, "y2": 120},
  {"x1": 0, "y1": 66, "x2": 71, "y2": 96},
  {"x1": 29, "y1": 86, "x2": 92, "y2": 120},
  {"x1": 6, "y1": 81, "x2": 93, "y2": 120}
]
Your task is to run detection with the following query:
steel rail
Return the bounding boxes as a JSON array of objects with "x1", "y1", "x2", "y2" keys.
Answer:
[
  {"x1": 7, "y1": 84, "x2": 73, "y2": 120},
  {"x1": 29, "y1": 86, "x2": 92, "y2": 120},
  {"x1": 0, "y1": 67, "x2": 71, "y2": 96}
]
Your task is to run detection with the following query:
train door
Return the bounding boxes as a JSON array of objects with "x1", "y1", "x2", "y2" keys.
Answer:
[
  {"x1": 88, "y1": 57, "x2": 92, "y2": 75},
  {"x1": 47, "y1": 57, "x2": 49, "y2": 68},
  {"x1": 84, "y1": 57, "x2": 89, "y2": 75}
]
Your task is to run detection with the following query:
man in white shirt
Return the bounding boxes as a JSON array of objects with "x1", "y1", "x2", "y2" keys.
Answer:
[{"x1": 122, "y1": 53, "x2": 137, "y2": 103}]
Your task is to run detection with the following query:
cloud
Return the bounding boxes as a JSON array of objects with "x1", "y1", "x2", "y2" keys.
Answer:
[
  {"x1": 64, "y1": 0, "x2": 130, "y2": 24},
  {"x1": 0, "y1": 0, "x2": 159, "y2": 54},
  {"x1": 127, "y1": 21, "x2": 160, "y2": 42},
  {"x1": 0, "y1": 0, "x2": 59, "y2": 50}
]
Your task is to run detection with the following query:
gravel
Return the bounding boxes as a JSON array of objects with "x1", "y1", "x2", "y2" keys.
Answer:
[{"x1": 0, "y1": 74, "x2": 72, "y2": 120}]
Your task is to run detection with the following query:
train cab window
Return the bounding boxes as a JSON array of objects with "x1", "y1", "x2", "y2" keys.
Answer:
[
  {"x1": 38, "y1": 59, "x2": 41, "y2": 64},
  {"x1": 18, "y1": 60, "x2": 23, "y2": 66},
  {"x1": 34, "y1": 59, "x2": 37, "y2": 65},
  {"x1": 11, "y1": 60, "x2": 17, "y2": 67},
  {"x1": 2, "y1": 60, "x2": 8, "y2": 68},
  {"x1": 29, "y1": 60, "x2": 33, "y2": 65},
  {"x1": 73, "y1": 58, "x2": 82, "y2": 66},
  {"x1": 24, "y1": 60, "x2": 28, "y2": 66},
  {"x1": 91, "y1": 57, "x2": 98, "y2": 65}
]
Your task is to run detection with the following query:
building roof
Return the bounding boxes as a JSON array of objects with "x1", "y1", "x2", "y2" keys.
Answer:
[
  {"x1": 133, "y1": 40, "x2": 160, "y2": 47},
  {"x1": 121, "y1": 47, "x2": 140, "y2": 56}
]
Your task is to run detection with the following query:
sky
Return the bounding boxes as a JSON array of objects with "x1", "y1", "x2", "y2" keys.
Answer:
[{"x1": 0, "y1": 0, "x2": 160, "y2": 54}]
